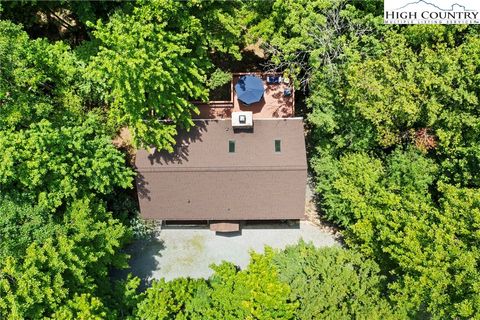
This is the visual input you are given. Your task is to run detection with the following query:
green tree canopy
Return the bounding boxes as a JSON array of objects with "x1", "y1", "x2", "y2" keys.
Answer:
[
  {"x1": 0, "y1": 20, "x2": 86, "y2": 130},
  {"x1": 86, "y1": 0, "x2": 242, "y2": 150},
  {"x1": 274, "y1": 242, "x2": 400, "y2": 319},
  {"x1": 249, "y1": 3, "x2": 480, "y2": 316},
  {"x1": 313, "y1": 147, "x2": 480, "y2": 318},
  {"x1": 0, "y1": 198, "x2": 129, "y2": 319},
  {"x1": 135, "y1": 249, "x2": 298, "y2": 320},
  {"x1": 0, "y1": 114, "x2": 134, "y2": 210}
]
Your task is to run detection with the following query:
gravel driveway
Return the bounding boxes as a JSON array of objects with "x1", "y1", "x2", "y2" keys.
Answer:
[{"x1": 125, "y1": 221, "x2": 339, "y2": 285}]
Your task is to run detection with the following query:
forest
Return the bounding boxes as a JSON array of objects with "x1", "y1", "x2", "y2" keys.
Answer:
[{"x1": 1, "y1": 0, "x2": 480, "y2": 319}]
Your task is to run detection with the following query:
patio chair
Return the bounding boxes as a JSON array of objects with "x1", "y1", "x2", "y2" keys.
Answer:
[{"x1": 283, "y1": 88, "x2": 292, "y2": 97}]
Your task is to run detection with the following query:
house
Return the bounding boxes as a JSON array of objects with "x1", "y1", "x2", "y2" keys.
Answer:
[{"x1": 135, "y1": 74, "x2": 307, "y2": 231}]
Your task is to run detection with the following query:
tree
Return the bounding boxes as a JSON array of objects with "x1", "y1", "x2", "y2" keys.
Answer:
[
  {"x1": 0, "y1": 105, "x2": 135, "y2": 318},
  {"x1": 0, "y1": 198, "x2": 129, "y2": 319},
  {"x1": 0, "y1": 114, "x2": 134, "y2": 210},
  {"x1": 384, "y1": 183, "x2": 480, "y2": 319},
  {"x1": 0, "y1": 198, "x2": 59, "y2": 260},
  {"x1": 86, "y1": 0, "x2": 242, "y2": 150},
  {"x1": 135, "y1": 249, "x2": 298, "y2": 320},
  {"x1": 208, "y1": 249, "x2": 297, "y2": 320},
  {"x1": 249, "y1": 3, "x2": 480, "y2": 316},
  {"x1": 312, "y1": 152, "x2": 385, "y2": 226},
  {"x1": 247, "y1": 0, "x2": 384, "y2": 86},
  {"x1": 273, "y1": 242, "x2": 401, "y2": 319},
  {"x1": 313, "y1": 147, "x2": 480, "y2": 318},
  {"x1": 344, "y1": 31, "x2": 480, "y2": 180},
  {"x1": 0, "y1": 20, "x2": 88, "y2": 130},
  {"x1": 50, "y1": 294, "x2": 109, "y2": 320},
  {"x1": 0, "y1": 0, "x2": 124, "y2": 45},
  {"x1": 135, "y1": 278, "x2": 210, "y2": 320}
]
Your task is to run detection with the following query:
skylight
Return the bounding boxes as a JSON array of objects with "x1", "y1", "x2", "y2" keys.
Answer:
[{"x1": 275, "y1": 139, "x2": 281, "y2": 153}]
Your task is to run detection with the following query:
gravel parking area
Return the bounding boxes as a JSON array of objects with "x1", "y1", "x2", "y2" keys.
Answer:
[{"x1": 125, "y1": 221, "x2": 339, "y2": 285}]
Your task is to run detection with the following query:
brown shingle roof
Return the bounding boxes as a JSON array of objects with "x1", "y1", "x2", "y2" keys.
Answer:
[{"x1": 136, "y1": 119, "x2": 307, "y2": 220}]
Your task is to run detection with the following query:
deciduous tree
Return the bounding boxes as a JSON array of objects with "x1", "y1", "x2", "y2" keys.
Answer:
[
  {"x1": 0, "y1": 114, "x2": 134, "y2": 210},
  {"x1": 87, "y1": 0, "x2": 242, "y2": 150},
  {"x1": 274, "y1": 242, "x2": 401, "y2": 319}
]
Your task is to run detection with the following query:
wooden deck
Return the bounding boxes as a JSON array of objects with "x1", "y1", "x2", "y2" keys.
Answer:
[{"x1": 194, "y1": 73, "x2": 294, "y2": 119}]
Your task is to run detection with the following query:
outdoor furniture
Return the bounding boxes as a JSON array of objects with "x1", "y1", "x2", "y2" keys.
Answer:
[
  {"x1": 267, "y1": 75, "x2": 282, "y2": 84},
  {"x1": 235, "y1": 75, "x2": 265, "y2": 105},
  {"x1": 283, "y1": 88, "x2": 292, "y2": 97}
]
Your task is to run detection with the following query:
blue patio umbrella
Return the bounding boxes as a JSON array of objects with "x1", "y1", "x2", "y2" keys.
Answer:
[{"x1": 235, "y1": 75, "x2": 264, "y2": 105}]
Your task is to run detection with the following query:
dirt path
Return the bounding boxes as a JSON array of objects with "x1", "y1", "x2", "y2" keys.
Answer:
[{"x1": 304, "y1": 174, "x2": 343, "y2": 241}]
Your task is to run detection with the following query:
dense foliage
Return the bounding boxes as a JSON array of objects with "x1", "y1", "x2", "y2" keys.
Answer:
[
  {"x1": 0, "y1": 6, "x2": 135, "y2": 318},
  {"x1": 0, "y1": 199, "x2": 129, "y2": 318},
  {"x1": 0, "y1": 20, "x2": 85, "y2": 129},
  {"x1": 2, "y1": 0, "x2": 480, "y2": 318},
  {"x1": 250, "y1": 0, "x2": 480, "y2": 318},
  {"x1": 86, "y1": 0, "x2": 241, "y2": 150},
  {"x1": 0, "y1": 116, "x2": 134, "y2": 210},
  {"x1": 273, "y1": 242, "x2": 399, "y2": 319},
  {"x1": 134, "y1": 244, "x2": 399, "y2": 320},
  {"x1": 136, "y1": 249, "x2": 297, "y2": 320}
]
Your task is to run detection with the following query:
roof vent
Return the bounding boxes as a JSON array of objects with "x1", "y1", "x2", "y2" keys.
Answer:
[{"x1": 232, "y1": 111, "x2": 253, "y2": 128}]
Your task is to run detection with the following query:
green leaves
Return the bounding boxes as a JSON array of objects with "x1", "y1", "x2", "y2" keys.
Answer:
[
  {"x1": 379, "y1": 183, "x2": 480, "y2": 318},
  {"x1": 0, "y1": 20, "x2": 85, "y2": 130},
  {"x1": 0, "y1": 68, "x2": 134, "y2": 317},
  {"x1": 207, "y1": 68, "x2": 232, "y2": 90},
  {"x1": 0, "y1": 114, "x2": 134, "y2": 210},
  {"x1": 136, "y1": 278, "x2": 210, "y2": 320},
  {"x1": 312, "y1": 146, "x2": 480, "y2": 318},
  {"x1": 253, "y1": 2, "x2": 480, "y2": 317},
  {"x1": 86, "y1": 0, "x2": 242, "y2": 150},
  {"x1": 313, "y1": 152, "x2": 386, "y2": 226},
  {"x1": 274, "y1": 242, "x2": 400, "y2": 320},
  {"x1": 136, "y1": 249, "x2": 298, "y2": 320},
  {"x1": 51, "y1": 294, "x2": 109, "y2": 320},
  {"x1": 0, "y1": 198, "x2": 129, "y2": 319},
  {"x1": 0, "y1": 199, "x2": 59, "y2": 260},
  {"x1": 344, "y1": 32, "x2": 480, "y2": 153},
  {"x1": 0, "y1": 2, "x2": 247, "y2": 318},
  {"x1": 134, "y1": 244, "x2": 407, "y2": 320},
  {"x1": 209, "y1": 249, "x2": 297, "y2": 320},
  {"x1": 4, "y1": 1, "x2": 480, "y2": 318}
]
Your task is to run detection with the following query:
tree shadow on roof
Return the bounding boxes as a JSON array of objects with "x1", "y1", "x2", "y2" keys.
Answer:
[
  {"x1": 146, "y1": 121, "x2": 208, "y2": 166},
  {"x1": 136, "y1": 171, "x2": 151, "y2": 201}
]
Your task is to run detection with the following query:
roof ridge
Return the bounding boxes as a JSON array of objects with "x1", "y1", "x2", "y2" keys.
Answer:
[{"x1": 136, "y1": 165, "x2": 307, "y2": 172}]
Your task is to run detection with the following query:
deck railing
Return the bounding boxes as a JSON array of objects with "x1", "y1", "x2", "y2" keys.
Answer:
[{"x1": 192, "y1": 72, "x2": 294, "y2": 115}]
